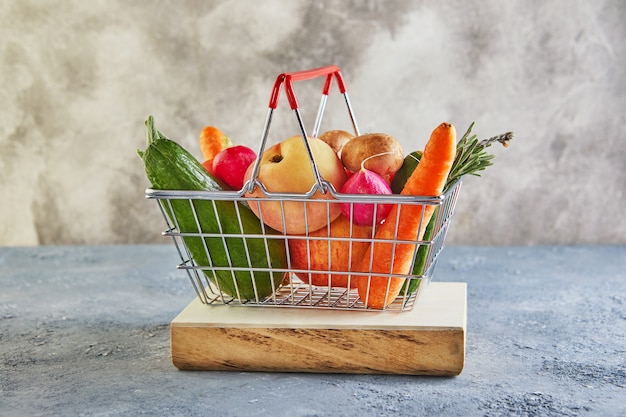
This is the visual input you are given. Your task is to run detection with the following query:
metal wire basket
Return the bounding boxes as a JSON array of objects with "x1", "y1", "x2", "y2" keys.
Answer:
[{"x1": 146, "y1": 66, "x2": 462, "y2": 311}]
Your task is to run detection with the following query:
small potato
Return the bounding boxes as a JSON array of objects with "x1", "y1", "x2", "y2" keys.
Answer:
[
  {"x1": 318, "y1": 130, "x2": 354, "y2": 156},
  {"x1": 341, "y1": 133, "x2": 404, "y2": 183}
]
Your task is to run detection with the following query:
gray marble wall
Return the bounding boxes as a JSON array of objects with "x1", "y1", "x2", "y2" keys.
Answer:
[{"x1": 1, "y1": 0, "x2": 624, "y2": 246}]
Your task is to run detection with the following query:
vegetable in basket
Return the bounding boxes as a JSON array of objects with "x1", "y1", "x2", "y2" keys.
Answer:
[
  {"x1": 198, "y1": 125, "x2": 232, "y2": 175},
  {"x1": 356, "y1": 122, "x2": 457, "y2": 309},
  {"x1": 138, "y1": 116, "x2": 288, "y2": 301},
  {"x1": 288, "y1": 214, "x2": 373, "y2": 288},
  {"x1": 339, "y1": 159, "x2": 393, "y2": 226},
  {"x1": 341, "y1": 133, "x2": 404, "y2": 184},
  {"x1": 393, "y1": 123, "x2": 515, "y2": 296}
]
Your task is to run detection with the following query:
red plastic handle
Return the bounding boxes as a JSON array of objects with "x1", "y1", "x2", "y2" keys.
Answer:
[{"x1": 268, "y1": 65, "x2": 347, "y2": 110}]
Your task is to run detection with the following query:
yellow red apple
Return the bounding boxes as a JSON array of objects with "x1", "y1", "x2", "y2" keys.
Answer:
[
  {"x1": 244, "y1": 135, "x2": 347, "y2": 234},
  {"x1": 288, "y1": 214, "x2": 374, "y2": 288}
]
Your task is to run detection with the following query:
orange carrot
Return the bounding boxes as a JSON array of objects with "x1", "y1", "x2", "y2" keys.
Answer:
[
  {"x1": 199, "y1": 126, "x2": 232, "y2": 162},
  {"x1": 288, "y1": 214, "x2": 374, "y2": 288},
  {"x1": 356, "y1": 122, "x2": 457, "y2": 309}
]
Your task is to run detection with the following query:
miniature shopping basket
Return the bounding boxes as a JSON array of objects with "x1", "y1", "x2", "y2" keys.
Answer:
[{"x1": 145, "y1": 65, "x2": 462, "y2": 311}]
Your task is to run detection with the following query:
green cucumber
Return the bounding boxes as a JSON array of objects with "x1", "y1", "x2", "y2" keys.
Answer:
[
  {"x1": 138, "y1": 115, "x2": 287, "y2": 300},
  {"x1": 401, "y1": 212, "x2": 436, "y2": 295},
  {"x1": 390, "y1": 150, "x2": 422, "y2": 194}
]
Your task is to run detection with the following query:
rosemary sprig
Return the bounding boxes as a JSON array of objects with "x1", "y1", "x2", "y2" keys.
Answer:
[{"x1": 446, "y1": 122, "x2": 514, "y2": 187}]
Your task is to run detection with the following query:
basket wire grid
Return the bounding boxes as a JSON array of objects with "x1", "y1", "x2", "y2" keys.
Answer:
[
  {"x1": 147, "y1": 180, "x2": 462, "y2": 311},
  {"x1": 145, "y1": 65, "x2": 462, "y2": 311}
]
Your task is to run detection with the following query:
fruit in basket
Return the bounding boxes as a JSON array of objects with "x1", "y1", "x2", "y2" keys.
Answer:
[
  {"x1": 288, "y1": 214, "x2": 373, "y2": 288},
  {"x1": 138, "y1": 116, "x2": 288, "y2": 301},
  {"x1": 211, "y1": 145, "x2": 257, "y2": 190},
  {"x1": 243, "y1": 135, "x2": 347, "y2": 234},
  {"x1": 355, "y1": 122, "x2": 457, "y2": 309},
  {"x1": 319, "y1": 129, "x2": 354, "y2": 156},
  {"x1": 341, "y1": 133, "x2": 404, "y2": 183},
  {"x1": 199, "y1": 126, "x2": 233, "y2": 174},
  {"x1": 340, "y1": 166, "x2": 393, "y2": 226}
]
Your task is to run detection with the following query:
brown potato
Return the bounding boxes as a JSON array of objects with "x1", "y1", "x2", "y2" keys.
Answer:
[
  {"x1": 318, "y1": 130, "x2": 354, "y2": 156},
  {"x1": 340, "y1": 133, "x2": 404, "y2": 183}
]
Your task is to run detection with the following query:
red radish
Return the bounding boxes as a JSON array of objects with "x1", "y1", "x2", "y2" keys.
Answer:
[
  {"x1": 212, "y1": 145, "x2": 257, "y2": 190},
  {"x1": 340, "y1": 167, "x2": 393, "y2": 226}
]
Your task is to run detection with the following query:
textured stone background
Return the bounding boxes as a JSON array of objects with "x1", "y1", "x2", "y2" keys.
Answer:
[{"x1": 1, "y1": 0, "x2": 624, "y2": 246}]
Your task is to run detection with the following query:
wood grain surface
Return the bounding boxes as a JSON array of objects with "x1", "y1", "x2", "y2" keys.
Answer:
[{"x1": 171, "y1": 282, "x2": 466, "y2": 375}]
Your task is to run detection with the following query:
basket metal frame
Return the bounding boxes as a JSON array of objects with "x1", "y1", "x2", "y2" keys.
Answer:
[
  {"x1": 145, "y1": 65, "x2": 462, "y2": 311},
  {"x1": 147, "y1": 180, "x2": 461, "y2": 311}
]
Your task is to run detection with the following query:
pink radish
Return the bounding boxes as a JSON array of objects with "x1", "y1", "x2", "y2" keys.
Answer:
[{"x1": 340, "y1": 153, "x2": 393, "y2": 226}]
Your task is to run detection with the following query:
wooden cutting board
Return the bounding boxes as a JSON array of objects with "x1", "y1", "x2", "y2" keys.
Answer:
[{"x1": 170, "y1": 282, "x2": 466, "y2": 375}]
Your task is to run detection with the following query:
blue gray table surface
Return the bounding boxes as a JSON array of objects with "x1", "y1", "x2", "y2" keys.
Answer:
[{"x1": 1, "y1": 245, "x2": 624, "y2": 417}]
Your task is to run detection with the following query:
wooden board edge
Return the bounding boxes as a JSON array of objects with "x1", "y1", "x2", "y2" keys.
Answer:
[
  {"x1": 171, "y1": 325, "x2": 465, "y2": 376},
  {"x1": 169, "y1": 281, "x2": 467, "y2": 375}
]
